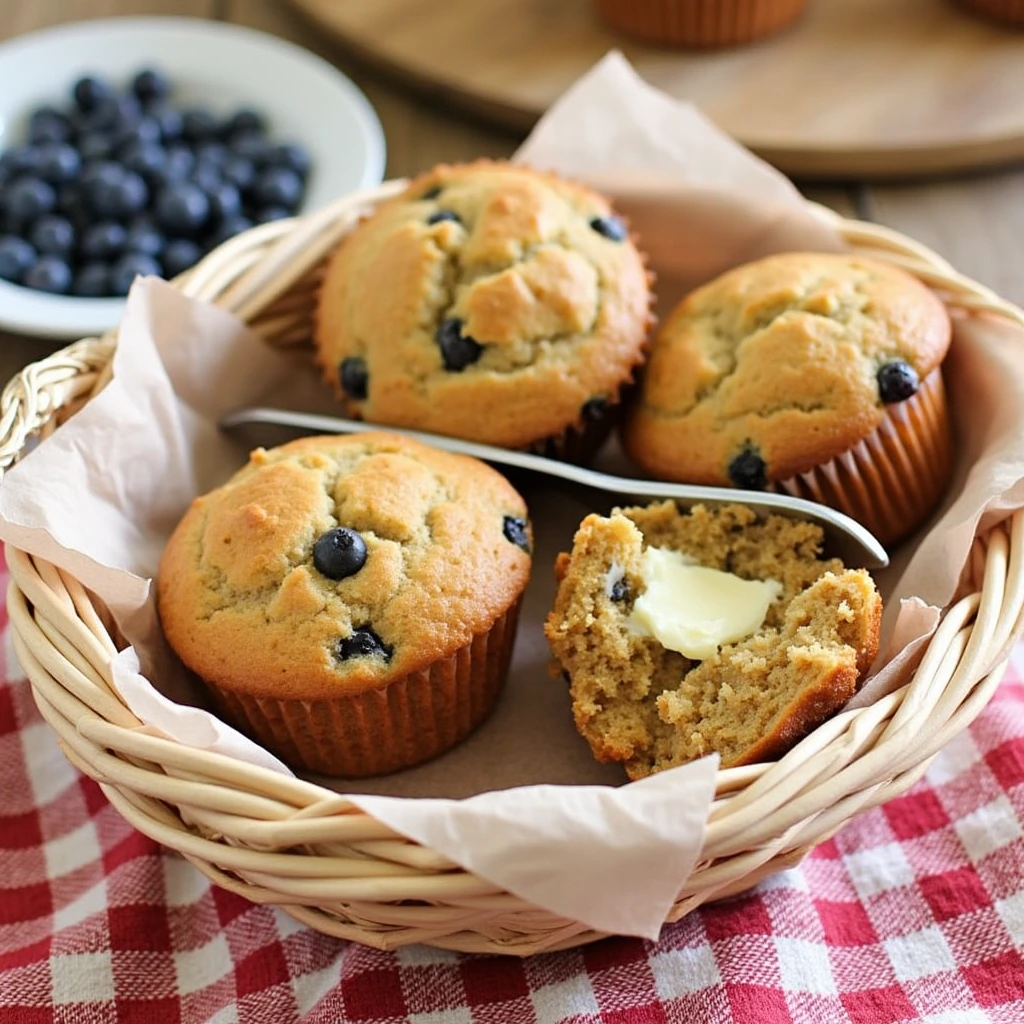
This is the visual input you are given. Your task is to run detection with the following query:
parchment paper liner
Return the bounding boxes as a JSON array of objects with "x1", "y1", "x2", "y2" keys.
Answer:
[
  {"x1": 778, "y1": 368, "x2": 953, "y2": 547},
  {"x1": 212, "y1": 599, "x2": 523, "y2": 777}
]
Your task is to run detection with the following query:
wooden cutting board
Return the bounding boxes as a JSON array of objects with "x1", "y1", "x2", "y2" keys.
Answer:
[{"x1": 285, "y1": 0, "x2": 1024, "y2": 179}]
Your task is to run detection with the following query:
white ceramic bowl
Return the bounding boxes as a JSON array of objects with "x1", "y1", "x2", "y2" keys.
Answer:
[{"x1": 0, "y1": 17, "x2": 386, "y2": 341}]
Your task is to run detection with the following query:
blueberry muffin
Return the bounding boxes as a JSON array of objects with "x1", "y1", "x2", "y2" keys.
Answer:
[
  {"x1": 622, "y1": 253, "x2": 953, "y2": 546},
  {"x1": 315, "y1": 161, "x2": 653, "y2": 461},
  {"x1": 157, "y1": 432, "x2": 532, "y2": 777},
  {"x1": 545, "y1": 502, "x2": 882, "y2": 779}
]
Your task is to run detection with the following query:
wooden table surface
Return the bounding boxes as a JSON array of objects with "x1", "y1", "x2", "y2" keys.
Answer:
[{"x1": 3, "y1": 0, "x2": 1024, "y2": 386}]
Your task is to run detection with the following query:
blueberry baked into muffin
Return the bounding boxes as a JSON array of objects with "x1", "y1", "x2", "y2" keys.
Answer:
[
  {"x1": 157, "y1": 432, "x2": 532, "y2": 777},
  {"x1": 545, "y1": 501, "x2": 882, "y2": 779},
  {"x1": 315, "y1": 161, "x2": 652, "y2": 461},
  {"x1": 622, "y1": 253, "x2": 953, "y2": 546}
]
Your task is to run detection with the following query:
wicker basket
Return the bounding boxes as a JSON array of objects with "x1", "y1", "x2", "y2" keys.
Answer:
[{"x1": 2, "y1": 181, "x2": 1023, "y2": 956}]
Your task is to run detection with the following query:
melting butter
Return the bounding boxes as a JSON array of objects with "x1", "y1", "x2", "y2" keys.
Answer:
[{"x1": 628, "y1": 546, "x2": 782, "y2": 659}]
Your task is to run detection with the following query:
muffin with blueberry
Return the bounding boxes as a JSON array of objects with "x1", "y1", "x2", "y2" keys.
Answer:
[
  {"x1": 546, "y1": 501, "x2": 882, "y2": 779},
  {"x1": 314, "y1": 161, "x2": 653, "y2": 462},
  {"x1": 621, "y1": 253, "x2": 953, "y2": 546},
  {"x1": 157, "y1": 432, "x2": 532, "y2": 777}
]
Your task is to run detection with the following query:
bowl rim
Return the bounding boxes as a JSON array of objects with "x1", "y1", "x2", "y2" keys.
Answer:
[{"x1": 0, "y1": 14, "x2": 386, "y2": 341}]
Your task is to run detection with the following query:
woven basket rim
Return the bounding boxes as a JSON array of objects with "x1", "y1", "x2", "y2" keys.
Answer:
[{"x1": 2, "y1": 181, "x2": 1023, "y2": 956}]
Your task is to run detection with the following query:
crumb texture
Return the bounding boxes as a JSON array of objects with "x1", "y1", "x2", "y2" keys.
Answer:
[
  {"x1": 316, "y1": 161, "x2": 651, "y2": 448},
  {"x1": 545, "y1": 502, "x2": 882, "y2": 778}
]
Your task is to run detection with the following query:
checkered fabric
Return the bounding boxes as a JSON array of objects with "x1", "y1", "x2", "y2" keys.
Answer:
[{"x1": 2, "y1": 555, "x2": 1024, "y2": 1024}]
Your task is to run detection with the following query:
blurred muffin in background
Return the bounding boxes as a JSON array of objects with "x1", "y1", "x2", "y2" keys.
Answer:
[
  {"x1": 957, "y1": 0, "x2": 1024, "y2": 27},
  {"x1": 593, "y1": 0, "x2": 809, "y2": 48}
]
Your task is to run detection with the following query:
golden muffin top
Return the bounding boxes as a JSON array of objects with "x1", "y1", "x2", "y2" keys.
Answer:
[
  {"x1": 157, "y1": 432, "x2": 532, "y2": 701},
  {"x1": 315, "y1": 160, "x2": 652, "y2": 448}
]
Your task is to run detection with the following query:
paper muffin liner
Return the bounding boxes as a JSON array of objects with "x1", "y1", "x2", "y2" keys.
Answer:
[
  {"x1": 776, "y1": 368, "x2": 952, "y2": 548},
  {"x1": 593, "y1": 0, "x2": 808, "y2": 47},
  {"x1": 207, "y1": 598, "x2": 524, "y2": 778},
  {"x1": 530, "y1": 401, "x2": 621, "y2": 464},
  {"x1": 957, "y1": 0, "x2": 1024, "y2": 24}
]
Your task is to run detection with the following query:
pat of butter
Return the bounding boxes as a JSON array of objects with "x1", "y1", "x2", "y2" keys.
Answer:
[{"x1": 629, "y1": 546, "x2": 783, "y2": 659}]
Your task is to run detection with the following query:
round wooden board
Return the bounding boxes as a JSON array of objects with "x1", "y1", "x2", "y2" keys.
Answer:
[{"x1": 286, "y1": 0, "x2": 1024, "y2": 180}]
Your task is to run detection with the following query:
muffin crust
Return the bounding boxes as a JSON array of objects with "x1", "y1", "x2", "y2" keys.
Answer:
[
  {"x1": 622, "y1": 253, "x2": 951, "y2": 485},
  {"x1": 316, "y1": 161, "x2": 652, "y2": 449}
]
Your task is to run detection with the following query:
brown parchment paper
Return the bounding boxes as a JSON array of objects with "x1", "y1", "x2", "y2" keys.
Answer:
[{"x1": 1, "y1": 52, "x2": 1022, "y2": 939}]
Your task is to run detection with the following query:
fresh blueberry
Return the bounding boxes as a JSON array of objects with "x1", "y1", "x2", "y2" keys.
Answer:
[
  {"x1": 340, "y1": 356, "x2": 368, "y2": 399},
  {"x1": 337, "y1": 626, "x2": 392, "y2": 662},
  {"x1": 253, "y1": 206, "x2": 291, "y2": 224},
  {"x1": 70, "y1": 261, "x2": 110, "y2": 297},
  {"x1": 131, "y1": 68, "x2": 170, "y2": 103},
  {"x1": 582, "y1": 396, "x2": 609, "y2": 421},
  {"x1": 436, "y1": 317, "x2": 483, "y2": 371},
  {"x1": 266, "y1": 142, "x2": 311, "y2": 179},
  {"x1": 91, "y1": 170, "x2": 148, "y2": 219},
  {"x1": 313, "y1": 527, "x2": 368, "y2": 580},
  {"x1": 79, "y1": 160, "x2": 123, "y2": 197},
  {"x1": 204, "y1": 215, "x2": 253, "y2": 250},
  {"x1": 610, "y1": 578, "x2": 630, "y2": 602},
  {"x1": 195, "y1": 141, "x2": 228, "y2": 166},
  {"x1": 29, "y1": 215, "x2": 75, "y2": 256},
  {"x1": 0, "y1": 145, "x2": 42, "y2": 182},
  {"x1": 250, "y1": 167, "x2": 303, "y2": 210},
  {"x1": 108, "y1": 252, "x2": 162, "y2": 296},
  {"x1": 502, "y1": 515, "x2": 531, "y2": 553},
  {"x1": 155, "y1": 182, "x2": 210, "y2": 236},
  {"x1": 24, "y1": 255, "x2": 72, "y2": 294},
  {"x1": 150, "y1": 105, "x2": 184, "y2": 143},
  {"x1": 0, "y1": 236, "x2": 36, "y2": 283},
  {"x1": 181, "y1": 108, "x2": 219, "y2": 143},
  {"x1": 68, "y1": 109, "x2": 103, "y2": 138},
  {"x1": 36, "y1": 143, "x2": 81, "y2": 185},
  {"x1": 190, "y1": 162, "x2": 223, "y2": 195},
  {"x1": 113, "y1": 116, "x2": 161, "y2": 152},
  {"x1": 876, "y1": 359, "x2": 920, "y2": 404},
  {"x1": 111, "y1": 94, "x2": 143, "y2": 130},
  {"x1": 5, "y1": 177, "x2": 56, "y2": 226},
  {"x1": 161, "y1": 238, "x2": 201, "y2": 277},
  {"x1": 206, "y1": 182, "x2": 242, "y2": 224},
  {"x1": 589, "y1": 215, "x2": 628, "y2": 242},
  {"x1": 221, "y1": 156, "x2": 256, "y2": 191},
  {"x1": 124, "y1": 221, "x2": 164, "y2": 258},
  {"x1": 121, "y1": 141, "x2": 167, "y2": 181},
  {"x1": 80, "y1": 220, "x2": 127, "y2": 260},
  {"x1": 427, "y1": 210, "x2": 460, "y2": 226},
  {"x1": 222, "y1": 109, "x2": 266, "y2": 138},
  {"x1": 229, "y1": 130, "x2": 272, "y2": 165},
  {"x1": 56, "y1": 185, "x2": 89, "y2": 230},
  {"x1": 727, "y1": 445, "x2": 768, "y2": 490},
  {"x1": 76, "y1": 132, "x2": 115, "y2": 163},
  {"x1": 28, "y1": 107, "x2": 71, "y2": 144},
  {"x1": 156, "y1": 145, "x2": 196, "y2": 185}
]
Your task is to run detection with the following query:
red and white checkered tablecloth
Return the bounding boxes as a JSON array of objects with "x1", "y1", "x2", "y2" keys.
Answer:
[{"x1": 2, "y1": 553, "x2": 1024, "y2": 1024}]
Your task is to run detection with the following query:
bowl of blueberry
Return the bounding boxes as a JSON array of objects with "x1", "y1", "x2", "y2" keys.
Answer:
[{"x1": 0, "y1": 17, "x2": 385, "y2": 339}]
